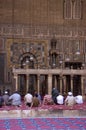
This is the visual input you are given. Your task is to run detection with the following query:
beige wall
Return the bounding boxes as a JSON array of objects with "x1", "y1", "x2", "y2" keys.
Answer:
[{"x1": 0, "y1": 0, "x2": 86, "y2": 26}]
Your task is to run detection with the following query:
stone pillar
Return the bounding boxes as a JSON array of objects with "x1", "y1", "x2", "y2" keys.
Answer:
[
  {"x1": 14, "y1": 73, "x2": 18, "y2": 91},
  {"x1": 26, "y1": 74, "x2": 29, "y2": 93},
  {"x1": 54, "y1": 75, "x2": 57, "y2": 88},
  {"x1": 83, "y1": 77, "x2": 86, "y2": 101},
  {"x1": 60, "y1": 75, "x2": 63, "y2": 94},
  {"x1": 63, "y1": 76, "x2": 66, "y2": 92},
  {"x1": 81, "y1": 76, "x2": 84, "y2": 96},
  {"x1": 71, "y1": 75, "x2": 73, "y2": 93},
  {"x1": 37, "y1": 74, "x2": 40, "y2": 94},
  {"x1": 48, "y1": 74, "x2": 52, "y2": 95}
]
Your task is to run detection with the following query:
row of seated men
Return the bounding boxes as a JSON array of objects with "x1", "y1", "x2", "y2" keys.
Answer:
[
  {"x1": 0, "y1": 88, "x2": 85, "y2": 108},
  {"x1": 0, "y1": 90, "x2": 42, "y2": 108},
  {"x1": 44, "y1": 88, "x2": 84, "y2": 106}
]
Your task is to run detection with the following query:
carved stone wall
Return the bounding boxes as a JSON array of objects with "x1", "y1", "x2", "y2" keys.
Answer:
[
  {"x1": 0, "y1": 0, "x2": 86, "y2": 91},
  {"x1": 0, "y1": 24, "x2": 85, "y2": 85},
  {"x1": 1, "y1": 24, "x2": 86, "y2": 38},
  {"x1": 6, "y1": 39, "x2": 48, "y2": 69}
]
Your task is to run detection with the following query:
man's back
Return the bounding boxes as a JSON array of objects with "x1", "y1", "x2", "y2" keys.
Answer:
[
  {"x1": 9, "y1": 93, "x2": 21, "y2": 106},
  {"x1": 3, "y1": 94, "x2": 9, "y2": 104},
  {"x1": 75, "y1": 95, "x2": 83, "y2": 104},
  {"x1": 56, "y1": 95, "x2": 64, "y2": 105},
  {"x1": 24, "y1": 93, "x2": 33, "y2": 103},
  {"x1": 32, "y1": 97, "x2": 40, "y2": 107},
  {"x1": 65, "y1": 95, "x2": 75, "y2": 106}
]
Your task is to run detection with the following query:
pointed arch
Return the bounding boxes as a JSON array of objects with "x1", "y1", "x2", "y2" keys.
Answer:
[
  {"x1": 19, "y1": 52, "x2": 38, "y2": 69},
  {"x1": 63, "y1": 0, "x2": 83, "y2": 19},
  {"x1": 64, "y1": 0, "x2": 72, "y2": 19},
  {"x1": 73, "y1": 0, "x2": 82, "y2": 19}
]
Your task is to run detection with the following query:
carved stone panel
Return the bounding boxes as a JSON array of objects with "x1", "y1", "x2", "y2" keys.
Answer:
[{"x1": 6, "y1": 39, "x2": 48, "y2": 69}]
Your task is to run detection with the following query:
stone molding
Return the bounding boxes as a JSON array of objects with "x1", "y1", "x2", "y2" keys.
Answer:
[{"x1": 0, "y1": 24, "x2": 86, "y2": 39}]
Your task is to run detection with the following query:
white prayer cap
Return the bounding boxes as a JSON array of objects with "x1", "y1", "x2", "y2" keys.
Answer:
[
  {"x1": 68, "y1": 92, "x2": 72, "y2": 96},
  {"x1": 5, "y1": 91, "x2": 8, "y2": 94}
]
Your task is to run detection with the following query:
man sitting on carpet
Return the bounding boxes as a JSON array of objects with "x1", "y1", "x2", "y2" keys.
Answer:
[
  {"x1": 31, "y1": 94, "x2": 40, "y2": 107},
  {"x1": 34, "y1": 91, "x2": 42, "y2": 105},
  {"x1": 75, "y1": 93, "x2": 83, "y2": 104},
  {"x1": 24, "y1": 91, "x2": 33, "y2": 108},
  {"x1": 3, "y1": 91, "x2": 11, "y2": 106},
  {"x1": 9, "y1": 91, "x2": 22, "y2": 107},
  {"x1": 43, "y1": 94, "x2": 54, "y2": 105},
  {"x1": 65, "y1": 92, "x2": 75, "y2": 106},
  {"x1": 56, "y1": 93, "x2": 64, "y2": 105}
]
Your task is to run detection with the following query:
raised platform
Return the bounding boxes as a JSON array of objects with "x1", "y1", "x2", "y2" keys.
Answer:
[
  {"x1": 0, "y1": 109, "x2": 86, "y2": 118},
  {"x1": 0, "y1": 102, "x2": 86, "y2": 118}
]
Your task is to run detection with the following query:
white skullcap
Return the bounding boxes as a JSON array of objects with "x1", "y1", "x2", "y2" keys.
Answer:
[
  {"x1": 68, "y1": 92, "x2": 72, "y2": 96},
  {"x1": 5, "y1": 91, "x2": 8, "y2": 94}
]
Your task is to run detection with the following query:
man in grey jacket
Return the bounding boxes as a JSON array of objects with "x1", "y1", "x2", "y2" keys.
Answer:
[{"x1": 9, "y1": 91, "x2": 22, "y2": 107}]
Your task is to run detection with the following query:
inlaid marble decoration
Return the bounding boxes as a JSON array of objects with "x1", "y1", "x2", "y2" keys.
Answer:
[{"x1": 6, "y1": 39, "x2": 48, "y2": 69}]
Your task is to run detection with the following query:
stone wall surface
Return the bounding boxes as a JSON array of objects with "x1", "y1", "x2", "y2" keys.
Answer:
[
  {"x1": 0, "y1": 0, "x2": 86, "y2": 26},
  {"x1": 0, "y1": 0, "x2": 86, "y2": 94},
  {"x1": 0, "y1": 109, "x2": 86, "y2": 118}
]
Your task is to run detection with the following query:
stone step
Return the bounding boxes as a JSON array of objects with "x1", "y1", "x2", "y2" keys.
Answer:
[{"x1": 0, "y1": 109, "x2": 86, "y2": 118}]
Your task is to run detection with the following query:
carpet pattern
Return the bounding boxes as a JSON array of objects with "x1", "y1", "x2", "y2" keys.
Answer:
[
  {"x1": 0, "y1": 101, "x2": 86, "y2": 111},
  {"x1": 0, "y1": 118, "x2": 86, "y2": 130}
]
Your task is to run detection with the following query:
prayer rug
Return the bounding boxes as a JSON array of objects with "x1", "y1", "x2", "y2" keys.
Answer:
[{"x1": 0, "y1": 118, "x2": 86, "y2": 130}]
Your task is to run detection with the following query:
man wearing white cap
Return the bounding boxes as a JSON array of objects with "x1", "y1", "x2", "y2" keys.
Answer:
[
  {"x1": 65, "y1": 92, "x2": 75, "y2": 106},
  {"x1": 3, "y1": 91, "x2": 10, "y2": 105}
]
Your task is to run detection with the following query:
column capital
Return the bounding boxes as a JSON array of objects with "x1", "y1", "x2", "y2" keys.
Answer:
[
  {"x1": 71, "y1": 74, "x2": 73, "y2": 79},
  {"x1": 26, "y1": 74, "x2": 29, "y2": 77},
  {"x1": 48, "y1": 73, "x2": 52, "y2": 77},
  {"x1": 59, "y1": 74, "x2": 63, "y2": 79},
  {"x1": 14, "y1": 73, "x2": 18, "y2": 78},
  {"x1": 37, "y1": 74, "x2": 40, "y2": 79}
]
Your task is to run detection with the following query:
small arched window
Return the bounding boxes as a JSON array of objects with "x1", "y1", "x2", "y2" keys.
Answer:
[
  {"x1": 73, "y1": 0, "x2": 82, "y2": 19},
  {"x1": 64, "y1": 0, "x2": 83, "y2": 19},
  {"x1": 64, "y1": 0, "x2": 72, "y2": 19}
]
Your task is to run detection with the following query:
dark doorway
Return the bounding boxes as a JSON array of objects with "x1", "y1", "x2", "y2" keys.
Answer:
[
  {"x1": 19, "y1": 74, "x2": 26, "y2": 96},
  {"x1": 65, "y1": 62, "x2": 82, "y2": 95},
  {"x1": 40, "y1": 75, "x2": 48, "y2": 97},
  {"x1": 52, "y1": 75, "x2": 60, "y2": 92},
  {"x1": 65, "y1": 62, "x2": 82, "y2": 69},
  {"x1": 73, "y1": 75, "x2": 81, "y2": 96},
  {"x1": 66, "y1": 75, "x2": 71, "y2": 92},
  {"x1": 29, "y1": 74, "x2": 37, "y2": 95},
  {"x1": 19, "y1": 74, "x2": 37, "y2": 96}
]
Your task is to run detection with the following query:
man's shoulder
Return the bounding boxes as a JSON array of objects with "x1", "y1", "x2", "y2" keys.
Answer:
[{"x1": 25, "y1": 93, "x2": 32, "y2": 97}]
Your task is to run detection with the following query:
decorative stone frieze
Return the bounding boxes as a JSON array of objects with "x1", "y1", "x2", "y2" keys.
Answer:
[{"x1": 0, "y1": 24, "x2": 86, "y2": 39}]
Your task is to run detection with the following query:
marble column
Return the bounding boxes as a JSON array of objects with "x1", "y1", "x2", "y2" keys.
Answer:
[
  {"x1": 48, "y1": 74, "x2": 52, "y2": 95},
  {"x1": 63, "y1": 76, "x2": 66, "y2": 92},
  {"x1": 71, "y1": 75, "x2": 73, "y2": 93},
  {"x1": 14, "y1": 73, "x2": 18, "y2": 91},
  {"x1": 37, "y1": 74, "x2": 40, "y2": 94},
  {"x1": 54, "y1": 75, "x2": 57, "y2": 88},
  {"x1": 26, "y1": 74, "x2": 29, "y2": 93},
  {"x1": 81, "y1": 76, "x2": 84, "y2": 96},
  {"x1": 60, "y1": 75, "x2": 63, "y2": 94}
]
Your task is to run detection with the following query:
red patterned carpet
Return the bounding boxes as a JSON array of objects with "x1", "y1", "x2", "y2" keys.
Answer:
[
  {"x1": 0, "y1": 102, "x2": 86, "y2": 130},
  {"x1": 0, "y1": 101, "x2": 86, "y2": 111},
  {"x1": 0, "y1": 118, "x2": 86, "y2": 130}
]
